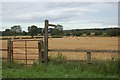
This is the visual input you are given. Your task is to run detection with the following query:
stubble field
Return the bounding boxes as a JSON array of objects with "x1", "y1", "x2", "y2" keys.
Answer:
[{"x1": 1, "y1": 37, "x2": 119, "y2": 64}]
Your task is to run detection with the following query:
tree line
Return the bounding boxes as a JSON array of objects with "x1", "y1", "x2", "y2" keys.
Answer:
[
  {"x1": 64, "y1": 28, "x2": 120, "y2": 37},
  {"x1": 1, "y1": 25, "x2": 64, "y2": 37},
  {"x1": 0, "y1": 25, "x2": 120, "y2": 37}
]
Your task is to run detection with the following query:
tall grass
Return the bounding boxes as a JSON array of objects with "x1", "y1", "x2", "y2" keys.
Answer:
[{"x1": 2, "y1": 54, "x2": 119, "y2": 78}]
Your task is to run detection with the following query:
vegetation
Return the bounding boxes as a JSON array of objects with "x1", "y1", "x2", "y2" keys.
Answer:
[
  {"x1": 2, "y1": 54, "x2": 120, "y2": 78},
  {"x1": 64, "y1": 28, "x2": 120, "y2": 37},
  {"x1": 1, "y1": 25, "x2": 120, "y2": 37},
  {"x1": 27, "y1": 25, "x2": 39, "y2": 37},
  {"x1": 2, "y1": 61, "x2": 119, "y2": 78},
  {"x1": 51, "y1": 35, "x2": 63, "y2": 38}
]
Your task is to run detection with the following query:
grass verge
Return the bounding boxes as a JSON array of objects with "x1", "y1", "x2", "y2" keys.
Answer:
[{"x1": 2, "y1": 58, "x2": 120, "y2": 78}]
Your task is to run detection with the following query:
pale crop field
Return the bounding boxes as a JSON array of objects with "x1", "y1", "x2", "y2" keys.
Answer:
[
  {"x1": 48, "y1": 37, "x2": 118, "y2": 60},
  {"x1": 1, "y1": 37, "x2": 119, "y2": 64}
]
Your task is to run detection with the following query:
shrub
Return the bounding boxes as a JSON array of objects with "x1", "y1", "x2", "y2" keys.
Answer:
[{"x1": 51, "y1": 35, "x2": 63, "y2": 38}]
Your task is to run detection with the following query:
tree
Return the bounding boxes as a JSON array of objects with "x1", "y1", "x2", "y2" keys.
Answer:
[
  {"x1": 22, "y1": 31, "x2": 28, "y2": 35},
  {"x1": 50, "y1": 24, "x2": 64, "y2": 36},
  {"x1": 56, "y1": 24, "x2": 63, "y2": 31},
  {"x1": 95, "y1": 31, "x2": 102, "y2": 36},
  {"x1": 51, "y1": 29, "x2": 64, "y2": 36},
  {"x1": 38, "y1": 28, "x2": 43, "y2": 34},
  {"x1": 106, "y1": 29, "x2": 119, "y2": 36},
  {"x1": 28, "y1": 25, "x2": 38, "y2": 37},
  {"x1": 2, "y1": 29, "x2": 11, "y2": 36},
  {"x1": 11, "y1": 25, "x2": 22, "y2": 33},
  {"x1": 0, "y1": 31, "x2": 2, "y2": 36},
  {"x1": 72, "y1": 31, "x2": 82, "y2": 36},
  {"x1": 10, "y1": 25, "x2": 22, "y2": 36}
]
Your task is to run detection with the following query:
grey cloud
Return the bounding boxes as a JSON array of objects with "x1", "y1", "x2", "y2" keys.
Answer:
[
  {"x1": 2, "y1": 2, "x2": 118, "y2": 29},
  {"x1": 3, "y1": 3, "x2": 95, "y2": 23}
]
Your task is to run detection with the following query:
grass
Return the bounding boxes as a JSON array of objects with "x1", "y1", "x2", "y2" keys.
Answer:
[{"x1": 2, "y1": 58, "x2": 120, "y2": 78}]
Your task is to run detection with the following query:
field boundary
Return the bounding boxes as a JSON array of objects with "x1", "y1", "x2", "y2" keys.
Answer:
[
  {"x1": 1, "y1": 49, "x2": 119, "y2": 53},
  {"x1": 49, "y1": 49, "x2": 120, "y2": 53}
]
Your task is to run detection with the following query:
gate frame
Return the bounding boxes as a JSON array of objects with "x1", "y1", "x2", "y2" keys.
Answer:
[{"x1": 8, "y1": 39, "x2": 43, "y2": 65}]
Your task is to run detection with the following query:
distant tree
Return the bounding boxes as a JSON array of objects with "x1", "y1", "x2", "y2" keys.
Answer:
[
  {"x1": 10, "y1": 25, "x2": 22, "y2": 36},
  {"x1": 5, "y1": 29, "x2": 11, "y2": 32},
  {"x1": 28, "y1": 25, "x2": 38, "y2": 37},
  {"x1": 64, "y1": 32, "x2": 71, "y2": 36},
  {"x1": 28, "y1": 26, "x2": 31, "y2": 32},
  {"x1": 38, "y1": 28, "x2": 43, "y2": 34},
  {"x1": 22, "y1": 31, "x2": 28, "y2": 35},
  {"x1": 86, "y1": 32, "x2": 91, "y2": 36},
  {"x1": 51, "y1": 29, "x2": 64, "y2": 36},
  {"x1": 95, "y1": 31, "x2": 102, "y2": 36},
  {"x1": 72, "y1": 31, "x2": 82, "y2": 36},
  {"x1": 2, "y1": 29, "x2": 11, "y2": 36},
  {"x1": 11, "y1": 25, "x2": 22, "y2": 33},
  {"x1": 0, "y1": 31, "x2": 2, "y2": 36},
  {"x1": 106, "y1": 29, "x2": 119, "y2": 36},
  {"x1": 56, "y1": 24, "x2": 63, "y2": 31}
]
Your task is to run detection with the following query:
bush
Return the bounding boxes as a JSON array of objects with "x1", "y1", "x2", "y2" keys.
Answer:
[{"x1": 51, "y1": 35, "x2": 63, "y2": 38}]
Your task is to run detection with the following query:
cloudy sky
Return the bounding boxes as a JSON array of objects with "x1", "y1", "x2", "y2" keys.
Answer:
[{"x1": 1, "y1": 2, "x2": 118, "y2": 31}]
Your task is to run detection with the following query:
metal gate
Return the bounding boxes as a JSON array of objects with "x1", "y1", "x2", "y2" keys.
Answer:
[{"x1": 8, "y1": 39, "x2": 43, "y2": 65}]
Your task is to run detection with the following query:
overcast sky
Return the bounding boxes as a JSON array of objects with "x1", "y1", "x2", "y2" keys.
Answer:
[{"x1": 1, "y1": 2, "x2": 118, "y2": 31}]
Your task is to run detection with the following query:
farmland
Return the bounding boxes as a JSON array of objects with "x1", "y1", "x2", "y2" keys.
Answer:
[{"x1": 1, "y1": 37, "x2": 119, "y2": 61}]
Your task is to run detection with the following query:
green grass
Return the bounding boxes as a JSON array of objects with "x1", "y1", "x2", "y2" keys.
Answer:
[{"x1": 2, "y1": 59, "x2": 120, "y2": 78}]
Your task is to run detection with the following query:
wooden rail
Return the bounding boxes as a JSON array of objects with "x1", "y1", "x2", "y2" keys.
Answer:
[
  {"x1": 1, "y1": 49, "x2": 119, "y2": 53},
  {"x1": 0, "y1": 49, "x2": 7, "y2": 51},
  {"x1": 49, "y1": 49, "x2": 120, "y2": 53},
  {"x1": 49, "y1": 49, "x2": 119, "y2": 63}
]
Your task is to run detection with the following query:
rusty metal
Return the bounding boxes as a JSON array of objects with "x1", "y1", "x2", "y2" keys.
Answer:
[
  {"x1": 11, "y1": 40, "x2": 43, "y2": 65},
  {"x1": 13, "y1": 53, "x2": 38, "y2": 55},
  {"x1": 13, "y1": 40, "x2": 41, "y2": 42},
  {"x1": 0, "y1": 49, "x2": 8, "y2": 51},
  {"x1": 13, "y1": 47, "x2": 38, "y2": 49}
]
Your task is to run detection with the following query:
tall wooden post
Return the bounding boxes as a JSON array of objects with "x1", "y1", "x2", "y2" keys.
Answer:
[
  {"x1": 44, "y1": 20, "x2": 49, "y2": 63},
  {"x1": 43, "y1": 20, "x2": 57, "y2": 63}
]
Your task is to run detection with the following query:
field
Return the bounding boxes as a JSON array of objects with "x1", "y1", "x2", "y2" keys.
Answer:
[{"x1": 1, "y1": 37, "x2": 119, "y2": 62}]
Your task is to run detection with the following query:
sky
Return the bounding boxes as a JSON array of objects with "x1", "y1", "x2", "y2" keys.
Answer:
[{"x1": 1, "y1": 2, "x2": 118, "y2": 31}]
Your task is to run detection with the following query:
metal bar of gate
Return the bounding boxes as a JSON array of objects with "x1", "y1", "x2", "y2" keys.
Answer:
[{"x1": 11, "y1": 40, "x2": 43, "y2": 65}]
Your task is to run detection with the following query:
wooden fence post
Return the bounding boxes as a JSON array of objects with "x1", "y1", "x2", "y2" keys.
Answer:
[
  {"x1": 7, "y1": 39, "x2": 13, "y2": 64},
  {"x1": 44, "y1": 20, "x2": 49, "y2": 63},
  {"x1": 38, "y1": 40, "x2": 43, "y2": 63},
  {"x1": 11, "y1": 40, "x2": 13, "y2": 63},
  {"x1": 86, "y1": 52, "x2": 91, "y2": 64},
  {"x1": 7, "y1": 39, "x2": 10, "y2": 64}
]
